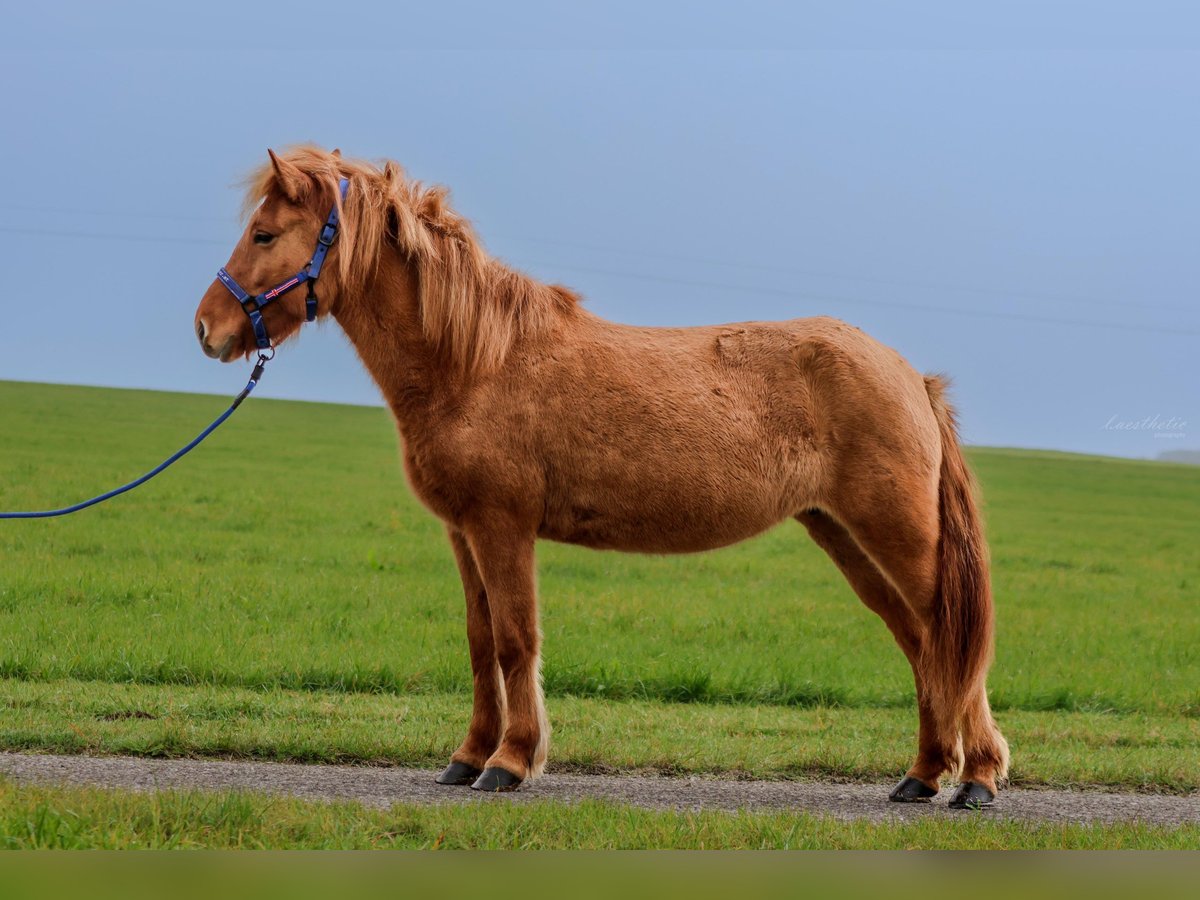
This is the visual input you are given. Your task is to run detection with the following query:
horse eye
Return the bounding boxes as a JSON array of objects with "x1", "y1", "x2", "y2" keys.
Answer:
[{"x1": 253, "y1": 231, "x2": 275, "y2": 245}]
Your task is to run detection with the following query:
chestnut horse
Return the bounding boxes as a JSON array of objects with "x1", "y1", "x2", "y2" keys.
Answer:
[{"x1": 194, "y1": 147, "x2": 1009, "y2": 807}]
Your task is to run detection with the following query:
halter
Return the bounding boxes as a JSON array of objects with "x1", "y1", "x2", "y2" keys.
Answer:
[{"x1": 216, "y1": 178, "x2": 349, "y2": 350}]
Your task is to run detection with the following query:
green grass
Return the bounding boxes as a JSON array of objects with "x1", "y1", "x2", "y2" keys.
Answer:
[
  {"x1": 0, "y1": 379, "x2": 1197, "y2": 845},
  {"x1": 1, "y1": 777, "x2": 1196, "y2": 849},
  {"x1": 2, "y1": 679, "x2": 1197, "y2": 791},
  {"x1": 1, "y1": 381, "x2": 1196, "y2": 717}
]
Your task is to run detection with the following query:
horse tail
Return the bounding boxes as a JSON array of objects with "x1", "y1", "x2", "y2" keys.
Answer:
[{"x1": 922, "y1": 375, "x2": 994, "y2": 734}]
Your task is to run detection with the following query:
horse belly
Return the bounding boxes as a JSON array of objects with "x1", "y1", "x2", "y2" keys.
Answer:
[
  {"x1": 539, "y1": 452, "x2": 808, "y2": 553},
  {"x1": 532, "y1": 325, "x2": 825, "y2": 552}
]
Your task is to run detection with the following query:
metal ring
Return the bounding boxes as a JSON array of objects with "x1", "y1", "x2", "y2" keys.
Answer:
[{"x1": 257, "y1": 346, "x2": 276, "y2": 362}]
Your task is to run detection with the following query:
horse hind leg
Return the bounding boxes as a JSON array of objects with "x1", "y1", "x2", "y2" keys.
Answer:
[
  {"x1": 796, "y1": 509, "x2": 962, "y2": 800},
  {"x1": 830, "y1": 481, "x2": 1008, "y2": 807}
]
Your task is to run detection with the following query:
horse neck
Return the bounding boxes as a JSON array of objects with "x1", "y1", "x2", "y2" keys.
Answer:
[{"x1": 331, "y1": 251, "x2": 450, "y2": 430}]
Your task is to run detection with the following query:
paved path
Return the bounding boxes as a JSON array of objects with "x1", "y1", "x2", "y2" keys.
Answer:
[{"x1": 2, "y1": 752, "x2": 1196, "y2": 826}]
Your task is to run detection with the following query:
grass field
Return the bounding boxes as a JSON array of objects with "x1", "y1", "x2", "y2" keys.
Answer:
[
  {"x1": 1, "y1": 379, "x2": 1198, "y2": 848},
  {"x1": 3, "y1": 779, "x2": 1197, "y2": 850}
]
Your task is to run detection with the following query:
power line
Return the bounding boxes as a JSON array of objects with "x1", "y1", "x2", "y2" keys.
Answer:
[
  {"x1": 492, "y1": 232, "x2": 1196, "y2": 316},
  {"x1": 0, "y1": 224, "x2": 226, "y2": 246},
  {"x1": 525, "y1": 259, "x2": 1200, "y2": 338},
  {"x1": 1, "y1": 223, "x2": 1196, "y2": 338},
  {"x1": 0, "y1": 202, "x2": 230, "y2": 225},
  {"x1": 3, "y1": 200, "x2": 1190, "y2": 317}
]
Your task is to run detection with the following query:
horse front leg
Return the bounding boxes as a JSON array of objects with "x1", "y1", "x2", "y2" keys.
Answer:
[
  {"x1": 435, "y1": 529, "x2": 507, "y2": 786},
  {"x1": 461, "y1": 520, "x2": 548, "y2": 792}
]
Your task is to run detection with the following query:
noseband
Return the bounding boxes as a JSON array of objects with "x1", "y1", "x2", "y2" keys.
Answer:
[{"x1": 216, "y1": 178, "x2": 349, "y2": 351}]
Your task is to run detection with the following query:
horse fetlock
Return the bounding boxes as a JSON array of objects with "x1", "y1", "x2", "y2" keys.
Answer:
[
  {"x1": 959, "y1": 761, "x2": 1005, "y2": 795},
  {"x1": 961, "y1": 729, "x2": 1009, "y2": 787},
  {"x1": 451, "y1": 742, "x2": 495, "y2": 772}
]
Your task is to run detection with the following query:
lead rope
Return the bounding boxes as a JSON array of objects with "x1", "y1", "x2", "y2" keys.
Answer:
[{"x1": 0, "y1": 352, "x2": 272, "y2": 519}]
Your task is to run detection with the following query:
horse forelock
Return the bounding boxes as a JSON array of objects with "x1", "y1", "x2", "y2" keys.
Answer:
[{"x1": 241, "y1": 145, "x2": 578, "y2": 375}]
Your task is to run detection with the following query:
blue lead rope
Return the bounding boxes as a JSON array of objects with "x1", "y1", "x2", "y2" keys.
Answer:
[{"x1": 0, "y1": 358, "x2": 268, "y2": 519}]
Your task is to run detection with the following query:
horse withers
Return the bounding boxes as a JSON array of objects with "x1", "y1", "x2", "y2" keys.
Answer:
[{"x1": 193, "y1": 147, "x2": 1009, "y2": 807}]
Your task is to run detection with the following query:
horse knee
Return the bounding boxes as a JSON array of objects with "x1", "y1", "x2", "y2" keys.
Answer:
[{"x1": 495, "y1": 634, "x2": 538, "y2": 675}]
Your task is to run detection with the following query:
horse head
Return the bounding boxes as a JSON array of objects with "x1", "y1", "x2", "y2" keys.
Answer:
[{"x1": 194, "y1": 148, "x2": 346, "y2": 361}]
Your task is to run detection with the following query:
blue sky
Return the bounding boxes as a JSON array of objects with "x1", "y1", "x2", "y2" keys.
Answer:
[{"x1": 1, "y1": 2, "x2": 1196, "y2": 458}]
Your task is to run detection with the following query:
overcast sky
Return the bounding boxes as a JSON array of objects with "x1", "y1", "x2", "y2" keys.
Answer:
[{"x1": 1, "y1": 2, "x2": 1196, "y2": 458}]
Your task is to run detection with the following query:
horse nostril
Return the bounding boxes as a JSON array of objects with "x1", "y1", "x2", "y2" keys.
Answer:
[{"x1": 196, "y1": 320, "x2": 207, "y2": 343}]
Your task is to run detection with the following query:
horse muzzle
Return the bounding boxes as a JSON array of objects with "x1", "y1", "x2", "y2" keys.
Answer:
[{"x1": 197, "y1": 319, "x2": 237, "y2": 361}]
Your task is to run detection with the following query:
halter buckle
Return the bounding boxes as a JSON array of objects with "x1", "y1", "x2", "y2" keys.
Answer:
[{"x1": 317, "y1": 223, "x2": 338, "y2": 246}]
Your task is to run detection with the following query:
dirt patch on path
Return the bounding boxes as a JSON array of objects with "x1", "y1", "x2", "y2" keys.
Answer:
[{"x1": 2, "y1": 752, "x2": 1197, "y2": 826}]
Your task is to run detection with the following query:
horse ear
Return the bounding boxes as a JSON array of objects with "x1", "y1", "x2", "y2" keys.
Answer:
[
  {"x1": 330, "y1": 148, "x2": 342, "y2": 158},
  {"x1": 267, "y1": 148, "x2": 310, "y2": 203}
]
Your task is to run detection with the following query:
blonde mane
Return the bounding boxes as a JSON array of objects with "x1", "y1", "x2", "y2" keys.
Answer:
[{"x1": 243, "y1": 145, "x2": 579, "y2": 375}]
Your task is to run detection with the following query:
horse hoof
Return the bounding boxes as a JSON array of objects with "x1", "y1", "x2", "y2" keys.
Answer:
[
  {"x1": 435, "y1": 761, "x2": 483, "y2": 786},
  {"x1": 948, "y1": 781, "x2": 996, "y2": 809},
  {"x1": 470, "y1": 767, "x2": 524, "y2": 792},
  {"x1": 888, "y1": 776, "x2": 938, "y2": 803}
]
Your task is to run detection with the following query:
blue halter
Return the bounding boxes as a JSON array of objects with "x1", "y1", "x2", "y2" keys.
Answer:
[{"x1": 216, "y1": 178, "x2": 349, "y2": 350}]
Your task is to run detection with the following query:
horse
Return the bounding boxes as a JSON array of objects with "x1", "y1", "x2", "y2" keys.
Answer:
[{"x1": 193, "y1": 146, "x2": 1009, "y2": 807}]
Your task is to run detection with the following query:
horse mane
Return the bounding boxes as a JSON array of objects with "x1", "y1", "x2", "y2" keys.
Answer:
[{"x1": 242, "y1": 145, "x2": 579, "y2": 375}]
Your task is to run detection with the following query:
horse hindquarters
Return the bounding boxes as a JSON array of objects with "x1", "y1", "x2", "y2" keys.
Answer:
[{"x1": 802, "y1": 374, "x2": 1008, "y2": 803}]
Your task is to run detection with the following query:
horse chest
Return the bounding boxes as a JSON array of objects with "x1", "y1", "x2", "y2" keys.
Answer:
[
  {"x1": 398, "y1": 436, "x2": 479, "y2": 522},
  {"x1": 398, "y1": 425, "x2": 536, "y2": 525}
]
